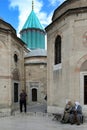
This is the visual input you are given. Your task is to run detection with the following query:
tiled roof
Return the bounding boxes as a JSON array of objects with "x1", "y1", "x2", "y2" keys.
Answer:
[{"x1": 22, "y1": 10, "x2": 44, "y2": 30}]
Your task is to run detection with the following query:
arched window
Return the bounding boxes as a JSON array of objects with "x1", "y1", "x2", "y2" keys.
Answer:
[
  {"x1": 14, "y1": 54, "x2": 18, "y2": 63},
  {"x1": 55, "y1": 35, "x2": 61, "y2": 64}
]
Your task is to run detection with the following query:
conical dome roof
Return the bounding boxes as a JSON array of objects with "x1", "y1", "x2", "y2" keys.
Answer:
[
  {"x1": 20, "y1": 1, "x2": 45, "y2": 50},
  {"x1": 22, "y1": 10, "x2": 44, "y2": 30}
]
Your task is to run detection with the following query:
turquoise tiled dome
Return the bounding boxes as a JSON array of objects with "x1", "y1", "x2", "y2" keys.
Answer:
[
  {"x1": 20, "y1": 4, "x2": 45, "y2": 50},
  {"x1": 22, "y1": 10, "x2": 44, "y2": 30}
]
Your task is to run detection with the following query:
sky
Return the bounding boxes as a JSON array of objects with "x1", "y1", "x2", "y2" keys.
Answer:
[{"x1": 0, "y1": 0, "x2": 66, "y2": 36}]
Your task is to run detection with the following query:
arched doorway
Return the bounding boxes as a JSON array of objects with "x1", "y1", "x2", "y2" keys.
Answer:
[
  {"x1": 84, "y1": 75, "x2": 87, "y2": 104},
  {"x1": 32, "y1": 88, "x2": 37, "y2": 101},
  {"x1": 80, "y1": 60, "x2": 87, "y2": 105}
]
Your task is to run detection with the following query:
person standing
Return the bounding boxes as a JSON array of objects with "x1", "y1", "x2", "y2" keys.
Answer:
[{"x1": 19, "y1": 89, "x2": 27, "y2": 113}]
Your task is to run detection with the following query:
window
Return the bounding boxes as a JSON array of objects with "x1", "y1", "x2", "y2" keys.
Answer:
[
  {"x1": 55, "y1": 35, "x2": 61, "y2": 64},
  {"x1": 14, "y1": 83, "x2": 18, "y2": 102},
  {"x1": 30, "y1": 82, "x2": 39, "y2": 102},
  {"x1": 14, "y1": 54, "x2": 18, "y2": 63}
]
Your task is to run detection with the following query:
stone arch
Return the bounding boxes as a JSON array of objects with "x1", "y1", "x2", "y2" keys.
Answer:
[
  {"x1": 76, "y1": 54, "x2": 87, "y2": 106},
  {"x1": 75, "y1": 54, "x2": 87, "y2": 72}
]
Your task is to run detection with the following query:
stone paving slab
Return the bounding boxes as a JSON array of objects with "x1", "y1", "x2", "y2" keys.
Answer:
[{"x1": 0, "y1": 114, "x2": 87, "y2": 130}]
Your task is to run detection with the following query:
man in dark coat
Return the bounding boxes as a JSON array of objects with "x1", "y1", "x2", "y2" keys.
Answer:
[{"x1": 20, "y1": 89, "x2": 27, "y2": 113}]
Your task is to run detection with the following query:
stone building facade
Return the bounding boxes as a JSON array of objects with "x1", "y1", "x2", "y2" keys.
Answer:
[
  {"x1": 24, "y1": 49, "x2": 47, "y2": 104},
  {"x1": 0, "y1": 7, "x2": 47, "y2": 114},
  {"x1": 20, "y1": 2, "x2": 47, "y2": 107},
  {"x1": 0, "y1": 19, "x2": 29, "y2": 113},
  {"x1": 46, "y1": 0, "x2": 87, "y2": 114}
]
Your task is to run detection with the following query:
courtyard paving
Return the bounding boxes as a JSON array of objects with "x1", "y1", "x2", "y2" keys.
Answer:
[
  {"x1": 0, "y1": 103, "x2": 87, "y2": 130},
  {"x1": 0, "y1": 113, "x2": 87, "y2": 130}
]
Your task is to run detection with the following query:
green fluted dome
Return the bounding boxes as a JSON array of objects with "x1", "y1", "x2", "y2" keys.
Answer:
[
  {"x1": 20, "y1": 10, "x2": 45, "y2": 50},
  {"x1": 22, "y1": 10, "x2": 44, "y2": 30}
]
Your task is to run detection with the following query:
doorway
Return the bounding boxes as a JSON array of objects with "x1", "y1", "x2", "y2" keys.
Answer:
[
  {"x1": 80, "y1": 72, "x2": 87, "y2": 106},
  {"x1": 84, "y1": 75, "x2": 87, "y2": 104},
  {"x1": 32, "y1": 88, "x2": 37, "y2": 102}
]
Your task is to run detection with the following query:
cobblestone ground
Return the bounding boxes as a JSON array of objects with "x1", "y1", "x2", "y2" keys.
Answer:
[{"x1": 0, "y1": 113, "x2": 87, "y2": 130}]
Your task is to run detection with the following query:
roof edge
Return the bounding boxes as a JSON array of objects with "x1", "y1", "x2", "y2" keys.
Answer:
[{"x1": 45, "y1": 6, "x2": 87, "y2": 31}]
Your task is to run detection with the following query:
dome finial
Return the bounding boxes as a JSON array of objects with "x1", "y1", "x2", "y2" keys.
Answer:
[{"x1": 32, "y1": 0, "x2": 34, "y2": 10}]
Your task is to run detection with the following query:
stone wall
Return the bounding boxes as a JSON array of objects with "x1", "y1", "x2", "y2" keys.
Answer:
[
  {"x1": 46, "y1": 0, "x2": 87, "y2": 114},
  {"x1": 24, "y1": 56, "x2": 47, "y2": 104},
  {"x1": 0, "y1": 19, "x2": 27, "y2": 113}
]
